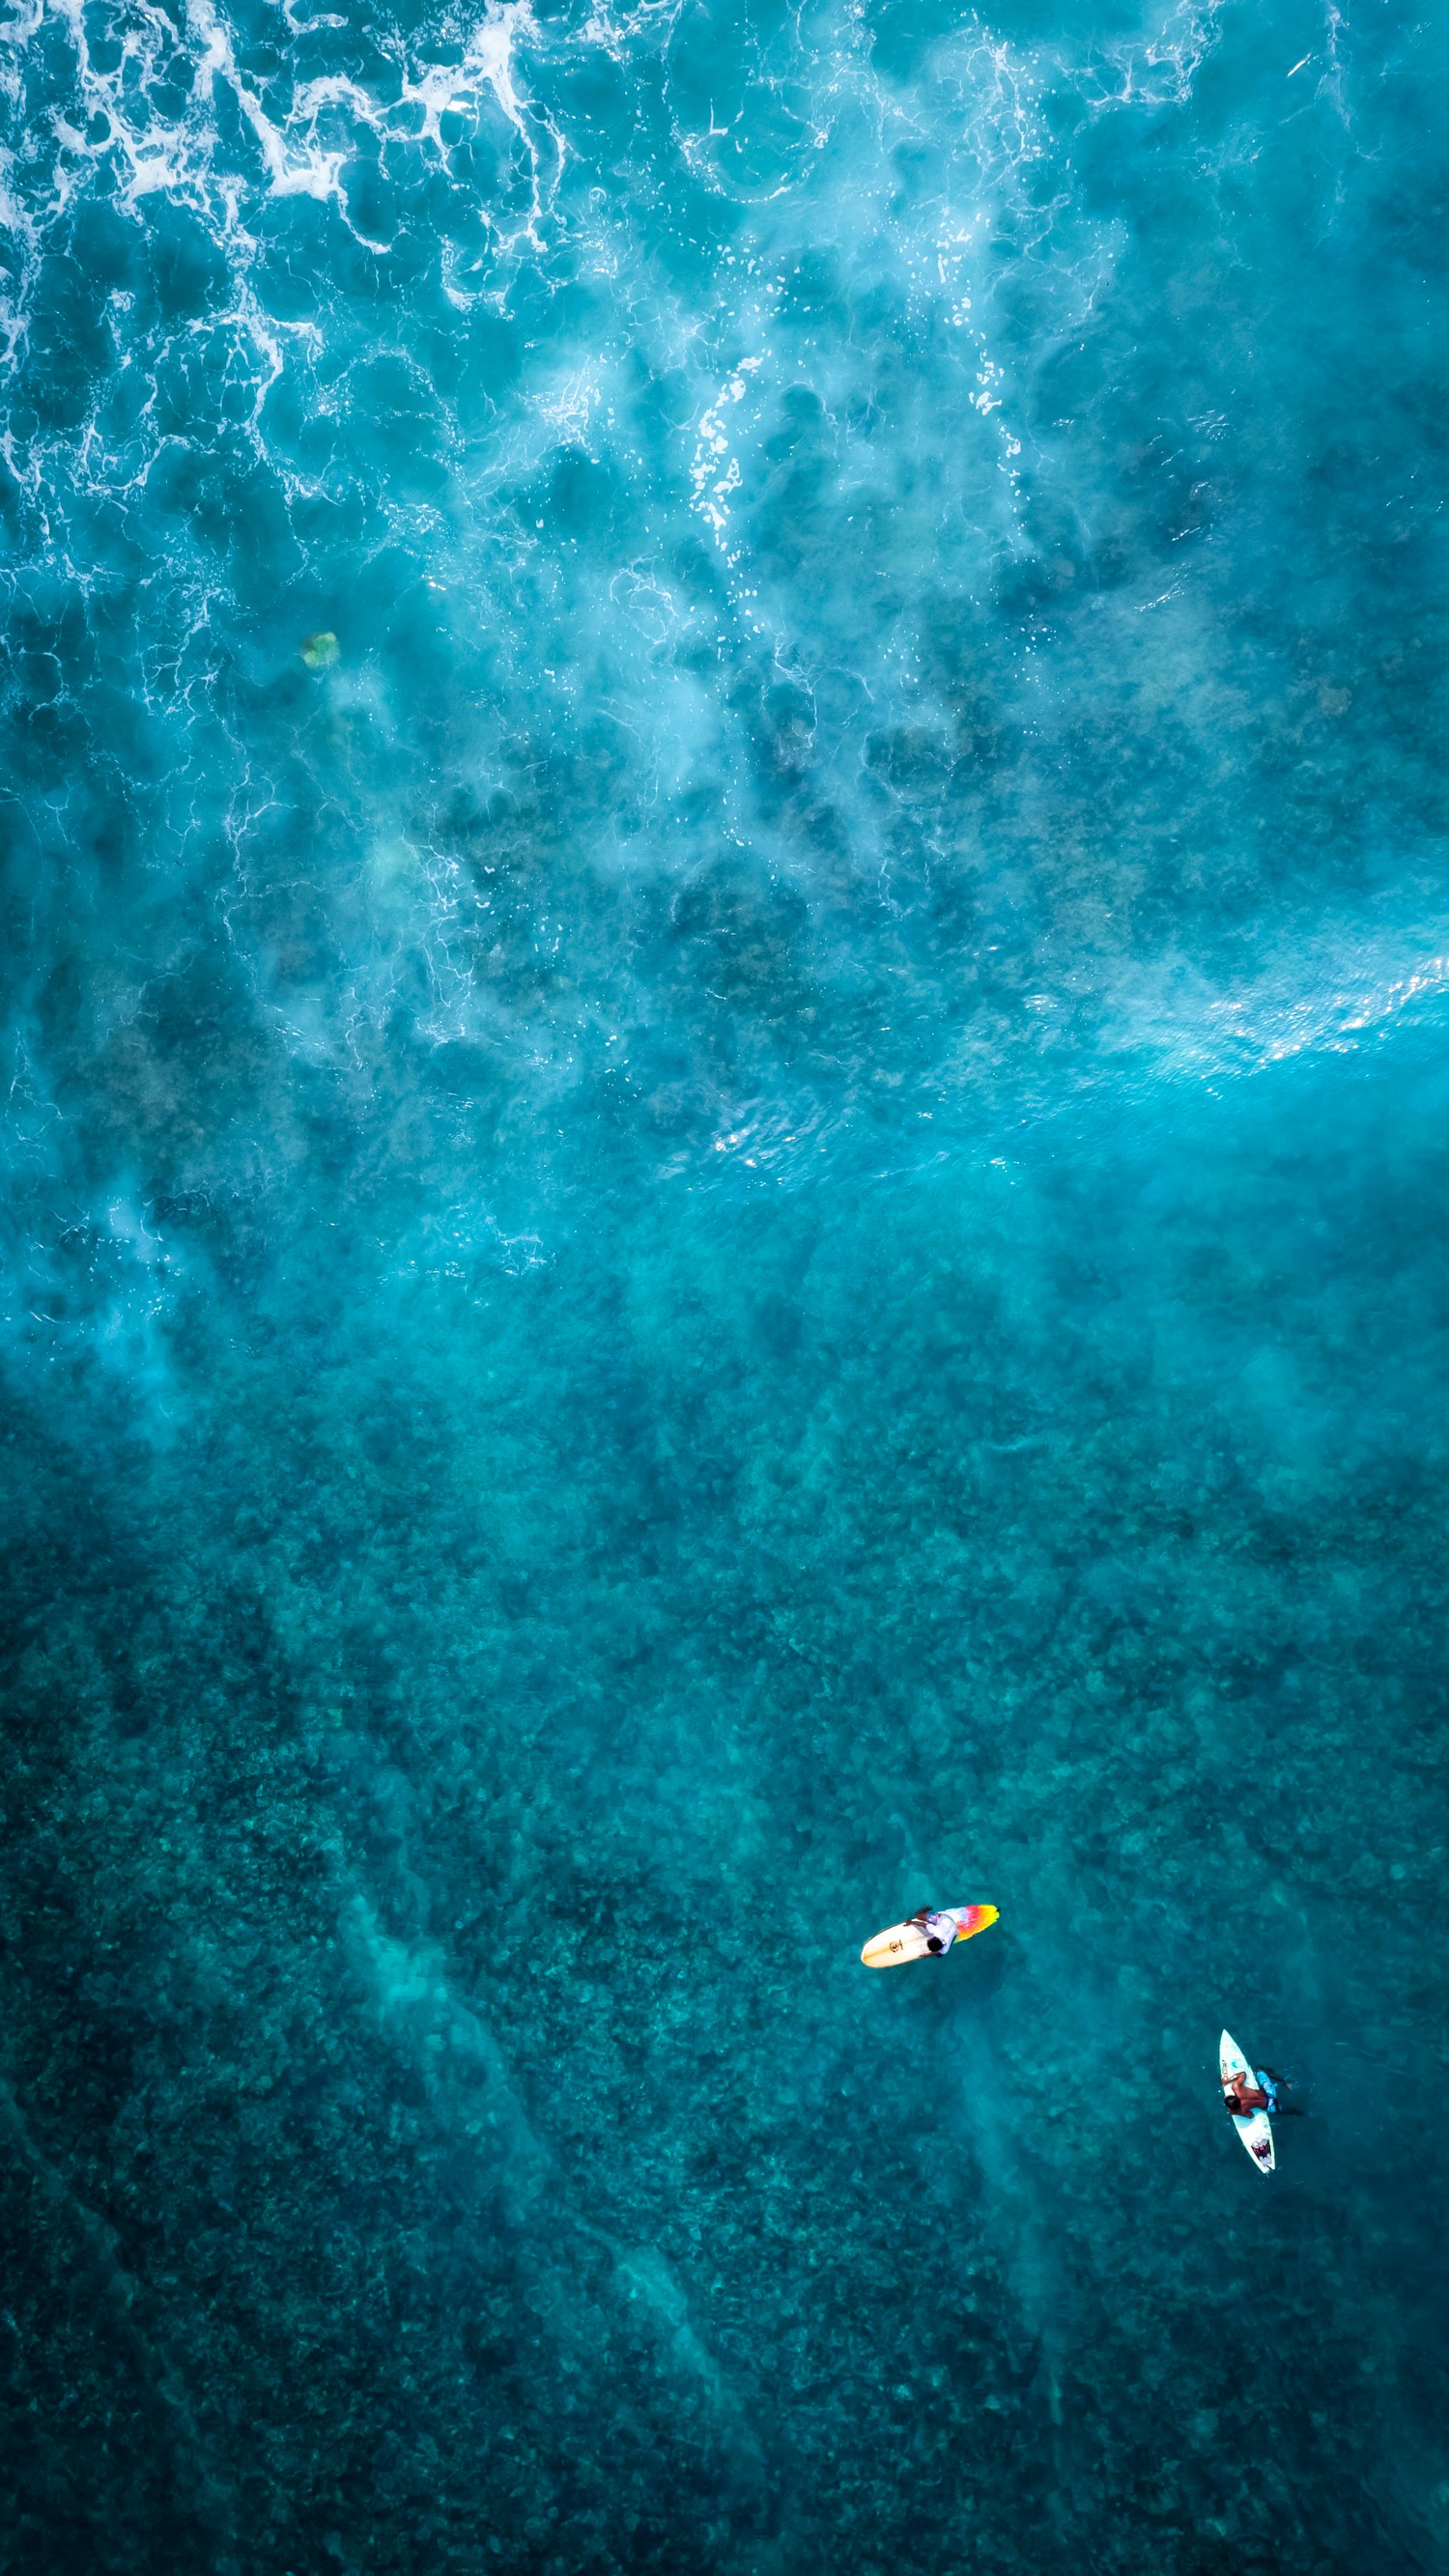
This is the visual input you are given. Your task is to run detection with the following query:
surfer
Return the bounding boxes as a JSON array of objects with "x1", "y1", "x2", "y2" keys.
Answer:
[
  {"x1": 1224, "y1": 2072, "x2": 1272, "y2": 2115},
  {"x1": 1224, "y1": 2068, "x2": 1294, "y2": 2116},
  {"x1": 907, "y1": 1906, "x2": 958, "y2": 1957}
]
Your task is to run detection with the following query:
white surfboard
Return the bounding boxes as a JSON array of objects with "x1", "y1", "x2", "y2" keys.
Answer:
[
  {"x1": 1220, "y1": 2028, "x2": 1274, "y2": 2172},
  {"x1": 861, "y1": 1904, "x2": 998, "y2": 1968}
]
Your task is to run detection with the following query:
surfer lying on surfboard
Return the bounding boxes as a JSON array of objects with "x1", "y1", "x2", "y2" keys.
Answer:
[
  {"x1": 860, "y1": 1904, "x2": 997, "y2": 1967},
  {"x1": 1223, "y1": 2067, "x2": 1297, "y2": 2117},
  {"x1": 908, "y1": 1906, "x2": 962, "y2": 1955}
]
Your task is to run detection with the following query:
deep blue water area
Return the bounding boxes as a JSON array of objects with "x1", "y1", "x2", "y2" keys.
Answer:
[{"x1": 3, "y1": 0, "x2": 1449, "y2": 2567}]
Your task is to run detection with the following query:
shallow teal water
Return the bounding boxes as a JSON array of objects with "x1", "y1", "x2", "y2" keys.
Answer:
[{"x1": 3, "y1": 0, "x2": 1449, "y2": 2567}]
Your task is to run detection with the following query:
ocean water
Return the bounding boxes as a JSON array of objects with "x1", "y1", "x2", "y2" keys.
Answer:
[{"x1": 2, "y1": 0, "x2": 1448, "y2": 2565}]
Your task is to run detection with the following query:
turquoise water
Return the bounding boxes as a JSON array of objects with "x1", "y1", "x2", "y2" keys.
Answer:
[{"x1": 3, "y1": 0, "x2": 1449, "y2": 2564}]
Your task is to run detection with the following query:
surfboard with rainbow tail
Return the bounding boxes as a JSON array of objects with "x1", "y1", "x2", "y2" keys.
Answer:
[{"x1": 861, "y1": 1904, "x2": 998, "y2": 1968}]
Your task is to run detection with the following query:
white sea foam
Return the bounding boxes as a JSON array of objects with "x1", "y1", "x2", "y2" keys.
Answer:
[
  {"x1": 1102, "y1": 929, "x2": 1449, "y2": 1085},
  {"x1": 5, "y1": 0, "x2": 554, "y2": 267},
  {"x1": 0, "y1": 0, "x2": 1378, "y2": 1176},
  {"x1": 1068, "y1": 0, "x2": 1229, "y2": 115}
]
